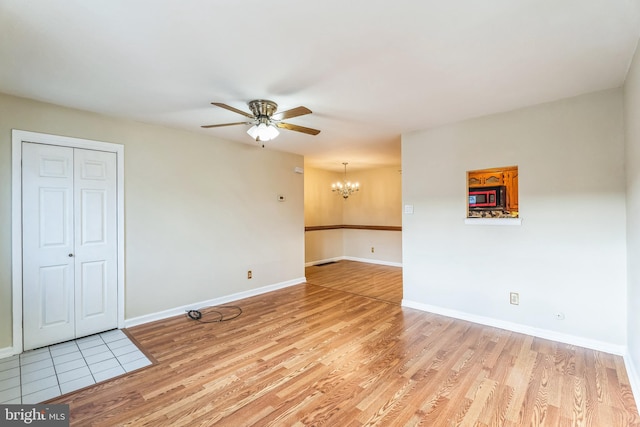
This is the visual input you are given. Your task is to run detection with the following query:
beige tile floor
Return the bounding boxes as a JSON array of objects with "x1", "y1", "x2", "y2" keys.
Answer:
[{"x1": 0, "y1": 329, "x2": 151, "y2": 404}]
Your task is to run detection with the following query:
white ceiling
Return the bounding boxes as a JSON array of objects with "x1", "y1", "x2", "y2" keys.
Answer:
[{"x1": 1, "y1": 1, "x2": 639, "y2": 171}]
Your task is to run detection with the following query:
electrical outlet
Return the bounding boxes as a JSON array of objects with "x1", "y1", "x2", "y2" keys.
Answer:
[
  {"x1": 247, "y1": 270, "x2": 252, "y2": 279},
  {"x1": 510, "y1": 292, "x2": 519, "y2": 305},
  {"x1": 371, "y1": 247, "x2": 375, "y2": 253}
]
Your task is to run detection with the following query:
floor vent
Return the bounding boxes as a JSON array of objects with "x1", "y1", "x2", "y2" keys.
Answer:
[{"x1": 315, "y1": 261, "x2": 338, "y2": 267}]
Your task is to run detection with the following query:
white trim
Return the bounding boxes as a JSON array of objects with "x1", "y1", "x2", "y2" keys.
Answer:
[
  {"x1": 464, "y1": 217, "x2": 522, "y2": 226},
  {"x1": 402, "y1": 299, "x2": 626, "y2": 355},
  {"x1": 124, "y1": 277, "x2": 306, "y2": 328},
  {"x1": 11, "y1": 129, "x2": 125, "y2": 355},
  {"x1": 11, "y1": 135, "x2": 22, "y2": 356},
  {"x1": 624, "y1": 351, "x2": 640, "y2": 405},
  {"x1": 305, "y1": 256, "x2": 402, "y2": 268},
  {"x1": 0, "y1": 347, "x2": 17, "y2": 360},
  {"x1": 343, "y1": 256, "x2": 402, "y2": 267}
]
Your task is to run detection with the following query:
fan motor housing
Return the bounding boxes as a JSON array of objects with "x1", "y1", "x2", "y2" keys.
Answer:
[{"x1": 248, "y1": 100, "x2": 278, "y2": 118}]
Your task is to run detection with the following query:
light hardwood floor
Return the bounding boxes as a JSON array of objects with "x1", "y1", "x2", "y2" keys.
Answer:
[
  {"x1": 49, "y1": 261, "x2": 639, "y2": 426},
  {"x1": 306, "y1": 260, "x2": 403, "y2": 304}
]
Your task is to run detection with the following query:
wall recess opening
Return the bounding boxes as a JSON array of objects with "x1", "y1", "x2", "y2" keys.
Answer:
[{"x1": 467, "y1": 166, "x2": 518, "y2": 219}]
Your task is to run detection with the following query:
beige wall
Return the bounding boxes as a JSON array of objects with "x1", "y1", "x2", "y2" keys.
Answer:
[
  {"x1": 304, "y1": 229, "x2": 344, "y2": 264},
  {"x1": 304, "y1": 165, "x2": 402, "y2": 265},
  {"x1": 402, "y1": 89, "x2": 627, "y2": 346},
  {"x1": 304, "y1": 168, "x2": 344, "y2": 226},
  {"x1": 304, "y1": 167, "x2": 344, "y2": 263},
  {"x1": 341, "y1": 167, "x2": 402, "y2": 226},
  {"x1": 0, "y1": 93, "x2": 304, "y2": 350},
  {"x1": 625, "y1": 40, "x2": 640, "y2": 379}
]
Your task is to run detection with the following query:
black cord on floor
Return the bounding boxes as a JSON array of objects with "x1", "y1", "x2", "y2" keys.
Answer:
[{"x1": 186, "y1": 305, "x2": 242, "y2": 323}]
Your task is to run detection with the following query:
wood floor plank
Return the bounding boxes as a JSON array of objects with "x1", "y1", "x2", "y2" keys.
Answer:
[
  {"x1": 46, "y1": 261, "x2": 639, "y2": 426},
  {"x1": 305, "y1": 260, "x2": 403, "y2": 304}
]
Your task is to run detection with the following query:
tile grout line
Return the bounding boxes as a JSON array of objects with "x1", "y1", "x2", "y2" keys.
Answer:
[
  {"x1": 60, "y1": 338, "x2": 93, "y2": 392},
  {"x1": 111, "y1": 339, "x2": 126, "y2": 373},
  {"x1": 78, "y1": 337, "x2": 101, "y2": 385},
  {"x1": 48, "y1": 346, "x2": 58, "y2": 399},
  {"x1": 19, "y1": 345, "x2": 59, "y2": 403}
]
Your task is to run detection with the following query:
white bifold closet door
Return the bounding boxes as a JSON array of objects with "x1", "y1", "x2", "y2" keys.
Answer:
[{"x1": 22, "y1": 142, "x2": 118, "y2": 351}]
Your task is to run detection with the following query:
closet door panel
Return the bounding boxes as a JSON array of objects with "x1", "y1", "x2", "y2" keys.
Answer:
[
  {"x1": 74, "y1": 148, "x2": 118, "y2": 337},
  {"x1": 22, "y1": 143, "x2": 75, "y2": 350}
]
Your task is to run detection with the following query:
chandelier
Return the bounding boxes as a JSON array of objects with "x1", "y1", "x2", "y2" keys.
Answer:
[{"x1": 332, "y1": 162, "x2": 360, "y2": 199}]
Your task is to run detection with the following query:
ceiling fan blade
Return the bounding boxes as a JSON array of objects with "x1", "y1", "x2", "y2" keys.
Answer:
[
  {"x1": 201, "y1": 122, "x2": 249, "y2": 129},
  {"x1": 276, "y1": 122, "x2": 321, "y2": 135},
  {"x1": 211, "y1": 103, "x2": 254, "y2": 119},
  {"x1": 271, "y1": 106, "x2": 312, "y2": 121}
]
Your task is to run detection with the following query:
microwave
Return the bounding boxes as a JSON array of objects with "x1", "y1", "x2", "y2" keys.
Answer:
[{"x1": 469, "y1": 187, "x2": 505, "y2": 209}]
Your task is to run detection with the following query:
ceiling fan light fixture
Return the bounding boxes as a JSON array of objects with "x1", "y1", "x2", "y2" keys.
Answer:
[
  {"x1": 247, "y1": 124, "x2": 259, "y2": 140},
  {"x1": 248, "y1": 122, "x2": 279, "y2": 141},
  {"x1": 261, "y1": 123, "x2": 280, "y2": 141}
]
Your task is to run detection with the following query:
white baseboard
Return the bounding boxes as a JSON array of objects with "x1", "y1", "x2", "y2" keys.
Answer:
[
  {"x1": 0, "y1": 346, "x2": 17, "y2": 360},
  {"x1": 305, "y1": 256, "x2": 402, "y2": 268},
  {"x1": 402, "y1": 299, "x2": 626, "y2": 356},
  {"x1": 343, "y1": 256, "x2": 402, "y2": 268},
  {"x1": 624, "y1": 351, "x2": 640, "y2": 405},
  {"x1": 124, "y1": 277, "x2": 306, "y2": 328}
]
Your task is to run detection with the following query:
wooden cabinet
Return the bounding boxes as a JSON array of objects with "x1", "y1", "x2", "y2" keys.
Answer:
[
  {"x1": 467, "y1": 171, "x2": 504, "y2": 187},
  {"x1": 504, "y1": 169, "x2": 518, "y2": 212}
]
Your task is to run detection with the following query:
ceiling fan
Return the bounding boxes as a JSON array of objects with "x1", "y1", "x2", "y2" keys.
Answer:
[{"x1": 201, "y1": 99, "x2": 321, "y2": 142}]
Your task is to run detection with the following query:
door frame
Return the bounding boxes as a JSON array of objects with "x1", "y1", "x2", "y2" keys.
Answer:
[{"x1": 11, "y1": 129, "x2": 125, "y2": 355}]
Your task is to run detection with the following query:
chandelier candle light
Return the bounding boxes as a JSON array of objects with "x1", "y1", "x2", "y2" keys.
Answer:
[{"x1": 332, "y1": 162, "x2": 360, "y2": 199}]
